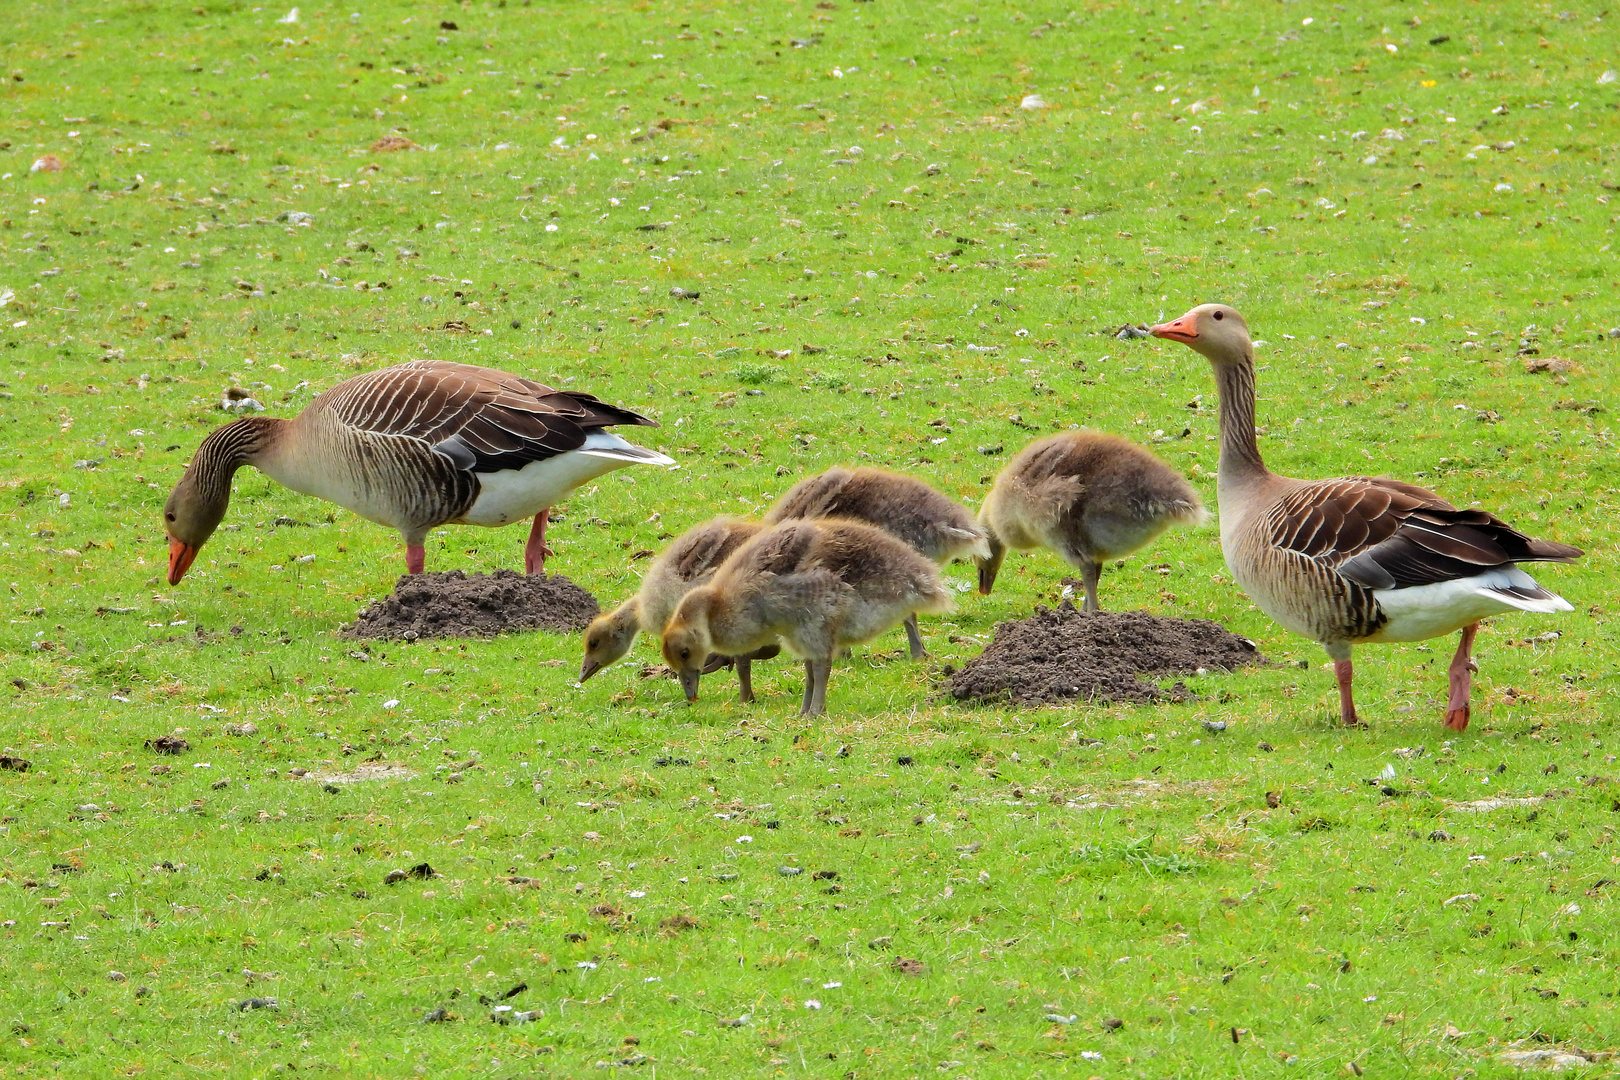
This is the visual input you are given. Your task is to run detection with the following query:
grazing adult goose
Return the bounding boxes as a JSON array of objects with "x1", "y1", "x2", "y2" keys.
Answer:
[
  {"x1": 660, "y1": 519, "x2": 953, "y2": 716},
  {"x1": 764, "y1": 466, "x2": 989, "y2": 658},
  {"x1": 975, "y1": 432, "x2": 1206, "y2": 610},
  {"x1": 580, "y1": 516, "x2": 780, "y2": 702},
  {"x1": 1149, "y1": 303, "x2": 1582, "y2": 730},
  {"x1": 163, "y1": 359, "x2": 674, "y2": 584}
]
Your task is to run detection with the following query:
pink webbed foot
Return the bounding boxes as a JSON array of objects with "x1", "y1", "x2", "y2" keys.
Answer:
[
  {"x1": 1443, "y1": 623, "x2": 1480, "y2": 732},
  {"x1": 405, "y1": 544, "x2": 426, "y2": 574}
]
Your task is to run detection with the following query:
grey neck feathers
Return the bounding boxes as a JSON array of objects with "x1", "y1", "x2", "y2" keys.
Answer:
[
  {"x1": 1213, "y1": 352, "x2": 1268, "y2": 482},
  {"x1": 189, "y1": 417, "x2": 281, "y2": 501}
]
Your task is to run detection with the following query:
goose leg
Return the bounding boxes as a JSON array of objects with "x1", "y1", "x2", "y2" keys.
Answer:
[
  {"x1": 903, "y1": 613, "x2": 927, "y2": 660},
  {"x1": 736, "y1": 657, "x2": 755, "y2": 704},
  {"x1": 1080, "y1": 559, "x2": 1103, "y2": 614},
  {"x1": 523, "y1": 508, "x2": 555, "y2": 575},
  {"x1": 405, "y1": 544, "x2": 427, "y2": 575},
  {"x1": 1333, "y1": 660, "x2": 1362, "y2": 727},
  {"x1": 1443, "y1": 622, "x2": 1479, "y2": 732}
]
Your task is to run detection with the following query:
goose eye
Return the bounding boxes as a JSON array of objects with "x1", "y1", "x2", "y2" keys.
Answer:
[
  {"x1": 1213, "y1": 310, "x2": 1225, "y2": 321},
  {"x1": 679, "y1": 649, "x2": 690, "y2": 661},
  {"x1": 165, "y1": 512, "x2": 176, "y2": 522}
]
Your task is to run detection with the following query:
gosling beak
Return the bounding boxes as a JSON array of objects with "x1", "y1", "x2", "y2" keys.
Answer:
[
  {"x1": 579, "y1": 658, "x2": 602, "y2": 683},
  {"x1": 168, "y1": 537, "x2": 199, "y2": 585},
  {"x1": 975, "y1": 560, "x2": 996, "y2": 596},
  {"x1": 1148, "y1": 314, "x2": 1199, "y2": 343},
  {"x1": 678, "y1": 667, "x2": 701, "y2": 703}
]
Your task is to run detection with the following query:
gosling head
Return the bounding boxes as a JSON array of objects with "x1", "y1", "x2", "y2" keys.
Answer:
[
  {"x1": 162, "y1": 472, "x2": 228, "y2": 585},
  {"x1": 973, "y1": 516, "x2": 1006, "y2": 595},
  {"x1": 660, "y1": 591, "x2": 716, "y2": 703},
  {"x1": 1148, "y1": 303, "x2": 1252, "y2": 365},
  {"x1": 580, "y1": 604, "x2": 639, "y2": 683}
]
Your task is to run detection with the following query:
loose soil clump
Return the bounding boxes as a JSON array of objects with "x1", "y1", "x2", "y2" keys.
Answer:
[
  {"x1": 345, "y1": 569, "x2": 599, "y2": 640},
  {"x1": 949, "y1": 602, "x2": 1265, "y2": 706}
]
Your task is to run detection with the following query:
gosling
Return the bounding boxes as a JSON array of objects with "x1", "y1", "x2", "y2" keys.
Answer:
[
  {"x1": 765, "y1": 466, "x2": 988, "y2": 658},
  {"x1": 976, "y1": 431, "x2": 1206, "y2": 610},
  {"x1": 580, "y1": 517, "x2": 779, "y2": 702},
  {"x1": 661, "y1": 519, "x2": 953, "y2": 716}
]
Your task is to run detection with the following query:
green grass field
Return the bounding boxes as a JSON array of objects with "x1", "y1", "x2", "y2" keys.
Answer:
[{"x1": 2, "y1": 1, "x2": 1618, "y2": 1076}]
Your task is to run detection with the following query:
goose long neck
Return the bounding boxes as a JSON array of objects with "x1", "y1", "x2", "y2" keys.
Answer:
[
  {"x1": 1212, "y1": 351, "x2": 1268, "y2": 484},
  {"x1": 188, "y1": 417, "x2": 283, "y2": 501}
]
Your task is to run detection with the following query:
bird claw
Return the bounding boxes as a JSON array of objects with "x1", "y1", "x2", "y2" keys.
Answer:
[{"x1": 1443, "y1": 706, "x2": 1470, "y2": 732}]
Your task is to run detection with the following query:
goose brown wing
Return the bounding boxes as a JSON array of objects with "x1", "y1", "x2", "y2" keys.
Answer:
[
  {"x1": 321, "y1": 360, "x2": 658, "y2": 473},
  {"x1": 1269, "y1": 477, "x2": 1581, "y2": 591}
]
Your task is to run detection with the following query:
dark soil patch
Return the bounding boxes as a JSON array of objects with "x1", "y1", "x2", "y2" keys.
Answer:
[
  {"x1": 949, "y1": 603, "x2": 1266, "y2": 706},
  {"x1": 344, "y1": 569, "x2": 599, "y2": 640}
]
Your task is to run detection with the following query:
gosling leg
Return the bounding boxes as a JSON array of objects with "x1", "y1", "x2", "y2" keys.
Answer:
[
  {"x1": 1080, "y1": 558, "x2": 1102, "y2": 614},
  {"x1": 903, "y1": 613, "x2": 927, "y2": 660}
]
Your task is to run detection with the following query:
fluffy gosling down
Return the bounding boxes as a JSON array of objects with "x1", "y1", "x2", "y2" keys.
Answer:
[
  {"x1": 764, "y1": 466, "x2": 988, "y2": 658},
  {"x1": 579, "y1": 517, "x2": 778, "y2": 702},
  {"x1": 660, "y1": 519, "x2": 953, "y2": 716},
  {"x1": 975, "y1": 431, "x2": 1206, "y2": 610}
]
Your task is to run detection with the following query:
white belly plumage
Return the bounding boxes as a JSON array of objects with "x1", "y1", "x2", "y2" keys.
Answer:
[{"x1": 458, "y1": 432, "x2": 675, "y2": 527}]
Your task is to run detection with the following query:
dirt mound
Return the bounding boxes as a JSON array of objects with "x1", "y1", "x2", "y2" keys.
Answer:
[
  {"x1": 949, "y1": 603, "x2": 1265, "y2": 706},
  {"x1": 344, "y1": 569, "x2": 599, "y2": 640}
]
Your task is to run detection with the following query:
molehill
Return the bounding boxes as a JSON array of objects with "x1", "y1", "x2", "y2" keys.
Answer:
[
  {"x1": 344, "y1": 569, "x2": 600, "y2": 640},
  {"x1": 949, "y1": 603, "x2": 1265, "y2": 706}
]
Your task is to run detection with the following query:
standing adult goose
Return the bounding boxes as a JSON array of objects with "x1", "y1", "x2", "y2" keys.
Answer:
[
  {"x1": 1149, "y1": 303, "x2": 1582, "y2": 730},
  {"x1": 763, "y1": 466, "x2": 989, "y2": 658},
  {"x1": 163, "y1": 359, "x2": 674, "y2": 584},
  {"x1": 660, "y1": 519, "x2": 953, "y2": 716},
  {"x1": 580, "y1": 516, "x2": 780, "y2": 702},
  {"x1": 975, "y1": 432, "x2": 1206, "y2": 611}
]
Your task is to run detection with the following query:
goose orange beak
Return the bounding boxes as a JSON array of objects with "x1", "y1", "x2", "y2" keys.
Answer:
[
  {"x1": 1149, "y1": 315, "x2": 1199, "y2": 343},
  {"x1": 168, "y1": 537, "x2": 200, "y2": 585}
]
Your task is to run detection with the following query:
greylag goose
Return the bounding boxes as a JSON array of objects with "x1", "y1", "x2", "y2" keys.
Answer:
[
  {"x1": 1149, "y1": 303, "x2": 1582, "y2": 730},
  {"x1": 660, "y1": 519, "x2": 953, "y2": 716},
  {"x1": 975, "y1": 432, "x2": 1206, "y2": 610},
  {"x1": 763, "y1": 466, "x2": 988, "y2": 658},
  {"x1": 162, "y1": 359, "x2": 674, "y2": 584},
  {"x1": 580, "y1": 516, "x2": 780, "y2": 702}
]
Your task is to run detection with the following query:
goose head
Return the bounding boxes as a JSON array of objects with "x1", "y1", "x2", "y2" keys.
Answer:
[
  {"x1": 580, "y1": 604, "x2": 639, "y2": 683},
  {"x1": 1149, "y1": 303, "x2": 1252, "y2": 364},
  {"x1": 162, "y1": 475, "x2": 228, "y2": 585}
]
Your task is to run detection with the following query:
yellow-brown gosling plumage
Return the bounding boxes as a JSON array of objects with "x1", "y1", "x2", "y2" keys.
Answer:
[
  {"x1": 660, "y1": 519, "x2": 952, "y2": 716},
  {"x1": 580, "y1": 517, "x2": 778, "y2": 702},
  {"x1": 975, "y1": 431, "x2": 1205, "y2": 610},
  {"x1": 764, "y1": 466, "x2": 987, "y2": 658}
]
